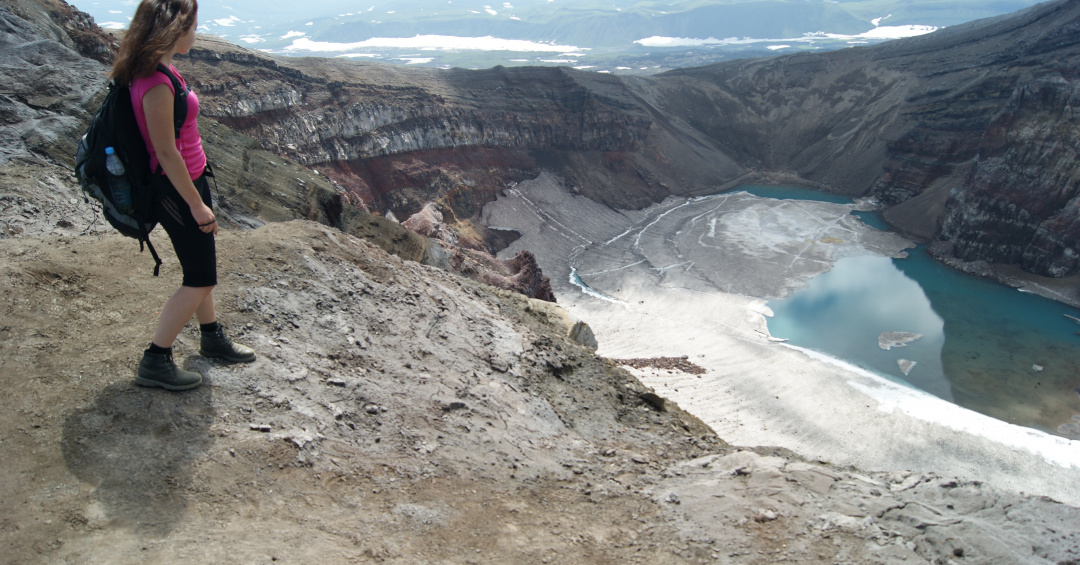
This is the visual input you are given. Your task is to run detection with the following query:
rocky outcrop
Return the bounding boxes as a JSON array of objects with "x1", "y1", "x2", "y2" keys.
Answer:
[
  {"x1": 0, "y1": 1, "x2": 112, "y2": 166},
  {"x1": 503, "y1": 250, "x2": 556, "y2": 302},
  {"x1": 2, "y1": 0, "x2": 115, "y2": 63},
  {"x1": 941, "y1": 73, "x2": 1080, "y2": 277},
  {"x1": 346, "y1": 203, "x2": 556, "y2": 301},
  {"x1": 399, "y1": 200, "x2": 555, "y2": 301},
  {"x1": 449, "y1": 247, "x2": 555, "y2": 302},
  {"x1": 402, "y1": 203, "x2": 454, "y2": 244}
]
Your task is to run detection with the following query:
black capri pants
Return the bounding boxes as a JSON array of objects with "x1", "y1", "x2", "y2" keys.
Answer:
[{"x1": 153, "y1": 169, "x2": 217, "y2": 288}]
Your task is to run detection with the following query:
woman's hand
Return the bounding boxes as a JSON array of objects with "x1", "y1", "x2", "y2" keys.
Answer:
[
  {"x1": 191, "y1": 202, "x2": 218, "y2": 235},
  {"x1": 143, "y1": 83, "x2": 215, "y2": 235}
]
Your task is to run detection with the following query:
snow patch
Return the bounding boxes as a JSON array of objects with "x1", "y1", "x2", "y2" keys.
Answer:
[{"x1": 283, "y1": 35, "x2": 586, "y2": 53}]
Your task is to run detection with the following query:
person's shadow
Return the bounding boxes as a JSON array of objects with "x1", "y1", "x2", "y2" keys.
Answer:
[{"x1": 61, "y1": 365, "x2": 215, "y2": 535}]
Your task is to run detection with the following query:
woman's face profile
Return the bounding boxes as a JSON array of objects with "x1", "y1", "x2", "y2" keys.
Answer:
[{"x1": 176, "y1": 15, "x2": 198, "y2": 54}]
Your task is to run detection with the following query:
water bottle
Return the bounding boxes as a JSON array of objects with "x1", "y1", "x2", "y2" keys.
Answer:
[{"x1": 104, "y1": 147, "x2": 133, "y2": 214}]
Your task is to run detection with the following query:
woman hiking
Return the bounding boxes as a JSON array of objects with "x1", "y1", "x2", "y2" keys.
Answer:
[{"x1": 110, "y1": 0, "x2": 255, "y2": 390}]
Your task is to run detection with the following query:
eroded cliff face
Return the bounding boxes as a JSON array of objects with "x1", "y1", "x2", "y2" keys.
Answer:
[
  {"x1": 941, "y1": 74, "x2": 1080, "y2": 277},
  {"x1": 869, "y1": 5, "x2": 1080, "y2": 275},
  {"x1": 180, "y1": 37, "x2": 680, "y2": 219},
  {"x1": 645, "y1": 1, "x2": 1080, "y2": 280}
]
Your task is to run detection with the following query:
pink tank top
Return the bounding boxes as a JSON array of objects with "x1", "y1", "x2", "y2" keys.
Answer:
[{"x1": 130, "y1": 64, "x2": 206, "y2": 179}]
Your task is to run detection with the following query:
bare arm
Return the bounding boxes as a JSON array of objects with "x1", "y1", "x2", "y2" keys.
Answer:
[{"x1": 143, "y1": 83, "x2": 217, "y2": 234}]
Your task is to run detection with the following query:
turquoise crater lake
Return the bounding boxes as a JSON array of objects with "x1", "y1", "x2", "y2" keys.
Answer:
[{"x1": 752, "y1": 186, "x2": 1080, "y2": 439}]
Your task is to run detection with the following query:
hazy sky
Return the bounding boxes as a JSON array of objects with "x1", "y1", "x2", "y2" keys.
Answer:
[{"x1": 70, "y1": 0, "x2": 1037, "y2": 71}]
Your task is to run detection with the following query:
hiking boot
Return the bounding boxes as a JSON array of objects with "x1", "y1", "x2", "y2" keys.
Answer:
[
  {"x1": 135, "y1": 350, "x2": 203, "y2": 391},
  {"x1": 199, "y1": 325, "x2": 256, "y2": 363}
]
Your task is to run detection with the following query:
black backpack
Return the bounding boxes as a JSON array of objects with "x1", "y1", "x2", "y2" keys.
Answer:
[{"x1": 76, "y1": 63, "x2": 188, "y2": 276}]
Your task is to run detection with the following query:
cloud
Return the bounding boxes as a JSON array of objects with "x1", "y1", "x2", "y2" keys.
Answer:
[
  {"x1": 635, "y1": 24, "x2": 938, "y2": 49},
  {"x1": 283, "y1": 35, "x2": 586, "y2": 53},
  {"x1": 213, "y1": 15, "x2": 243, "y2": 27}
]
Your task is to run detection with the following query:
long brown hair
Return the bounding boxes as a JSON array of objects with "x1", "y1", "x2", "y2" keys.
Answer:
[{"x1": 109, "y1": 0, "x2": 198, "y2": 85}]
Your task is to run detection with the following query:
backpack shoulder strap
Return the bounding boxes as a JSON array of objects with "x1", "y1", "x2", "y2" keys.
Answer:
[{"x1": 155, "y1": 63, "x2": 189, "y2": 140}]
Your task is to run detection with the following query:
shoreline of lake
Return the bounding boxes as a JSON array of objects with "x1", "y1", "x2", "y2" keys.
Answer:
[
  {"x1": 766, "y1": 247, "x2": 1080, "y2": 439},
  {"x1": 482, "y1": 173, "x2": 1080, "y2": 506}
]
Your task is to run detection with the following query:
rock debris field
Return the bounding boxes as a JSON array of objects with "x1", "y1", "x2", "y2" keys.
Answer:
[{"x1": 613, "y1": 356, "x2": 708, "y2": 376}]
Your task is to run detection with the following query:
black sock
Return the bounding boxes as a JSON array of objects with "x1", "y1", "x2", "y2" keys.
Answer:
[
  {"x1": 200, "y1": 321, "x2": 221, "y2": 333},
  {"x1": 147, "y1": 343, "x2": 171, "y2": 355}
]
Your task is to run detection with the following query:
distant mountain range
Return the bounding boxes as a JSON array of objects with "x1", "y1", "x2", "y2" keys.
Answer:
[{"x1": 78, "y1": 0, "x2": 1044, "y2": 72}]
